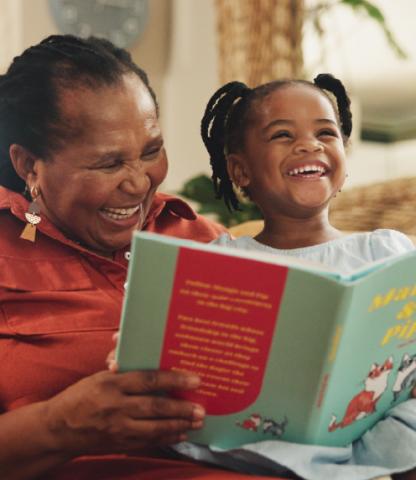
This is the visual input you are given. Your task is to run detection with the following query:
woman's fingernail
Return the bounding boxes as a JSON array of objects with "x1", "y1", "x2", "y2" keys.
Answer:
[
  {"x1": 192, "y1": 404, "x2": 205, "y2": 420},
  {"x1": 191, "y1": 420, "x2": 204, "y2": 430},
  {"x1": 184, "y1": 374, "x2": 200, "y2": 388},
  {"x1": 108, "y1": 359, "x2": 118, "y2": 372}
]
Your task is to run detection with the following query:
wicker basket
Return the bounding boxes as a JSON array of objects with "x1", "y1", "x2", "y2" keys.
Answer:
[{"x1": 329, "y1": 177, "x2": 416, "y2": 235}]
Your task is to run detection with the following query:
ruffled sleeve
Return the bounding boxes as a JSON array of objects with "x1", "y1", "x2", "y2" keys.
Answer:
[{"x1": 369, "y1": 229, "x2": 415, "y2": 261}]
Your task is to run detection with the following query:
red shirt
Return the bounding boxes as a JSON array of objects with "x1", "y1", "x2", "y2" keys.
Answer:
[{"x1": 0, "y1": 187, "x2": 279, "y2": 480}]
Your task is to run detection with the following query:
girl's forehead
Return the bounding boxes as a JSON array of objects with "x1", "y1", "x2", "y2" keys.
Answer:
[{"x1": 254, "y1": 84, "x2": 336, "y2": 120}]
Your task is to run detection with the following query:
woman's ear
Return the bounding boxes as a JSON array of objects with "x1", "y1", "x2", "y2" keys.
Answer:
[
  {"x1": 9, "y1": 144, "x2": 39, "y2": 186},
  {"x1": 226, "y1": 153, "x2": 251, "y2": 189}
]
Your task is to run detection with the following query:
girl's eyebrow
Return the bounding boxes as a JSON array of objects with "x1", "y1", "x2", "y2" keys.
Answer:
[
  {"x1": 262, "y1": 119, "x2": 294, "y2": 133},
  {"x1": 315, "y1": 119, "x2": 338, "y2": 126},
  {"x1": 262, "y1": 117, "x2": 338, "y2": 133}
]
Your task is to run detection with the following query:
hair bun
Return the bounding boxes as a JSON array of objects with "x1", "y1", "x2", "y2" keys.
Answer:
[{"x1": 314, "y1": 73, "x2": 352, "y2": 138}]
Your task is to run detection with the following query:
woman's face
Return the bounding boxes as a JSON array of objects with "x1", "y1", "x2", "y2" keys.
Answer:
[
  {"x1": 230, "y1": 85, "x2": 347, "y2": 219},
  {"x1": 33, "y1": 74, "x2": 167, "y2": 253}
]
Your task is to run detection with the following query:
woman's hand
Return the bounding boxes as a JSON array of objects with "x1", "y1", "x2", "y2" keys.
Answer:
[
  {"x1": 44, "y1": 368, "x2": 205, "y2": 456},
  {"x1": 0, "y1": 333, "x2": 204, "y2": 480}
]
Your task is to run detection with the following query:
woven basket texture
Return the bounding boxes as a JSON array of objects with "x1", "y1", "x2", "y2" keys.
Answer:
[{"x1": 329, "y1": 177, "x2": 416, "y2": 235}]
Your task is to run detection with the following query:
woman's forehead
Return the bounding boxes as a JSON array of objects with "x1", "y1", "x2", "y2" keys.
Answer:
[
  {"x1": 57, "y1": 75, "x2": 155, "y2": 121},
  {"x1": 51, "y1": 76, "x2": 160, "y2": 149}
]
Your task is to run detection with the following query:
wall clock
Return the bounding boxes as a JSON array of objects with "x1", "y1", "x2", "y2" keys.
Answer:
[{"x1": 48, "y1": 0, "x2": 149, "y2": 48}]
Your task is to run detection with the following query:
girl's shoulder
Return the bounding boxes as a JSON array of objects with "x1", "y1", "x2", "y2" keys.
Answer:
[
  {"x1": 351, "y1": 229, "x2": 415, "y2": 260},
  {"x1": 211, "y1": 233, "x2": 263, "y2": 251}
]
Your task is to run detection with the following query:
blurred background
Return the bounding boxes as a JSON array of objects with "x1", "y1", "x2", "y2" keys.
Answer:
[{"x1": 1, "y1": 0, "x2": 415, "y2": 225}]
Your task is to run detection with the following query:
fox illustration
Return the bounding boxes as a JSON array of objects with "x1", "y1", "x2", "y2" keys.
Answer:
[
  {"x1": 328, "y1": 356, "x2": 393, "y2": 432},
  {"x1": 392, "y1": 353, "x2": 416, "y2": 402},
  {"x1": 236, "y1": 413, "x2": 262, "y2": 432}
]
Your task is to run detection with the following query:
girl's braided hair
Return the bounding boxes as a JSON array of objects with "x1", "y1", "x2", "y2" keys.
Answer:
[
  {"x1": 201, "y1": 74, "x2": 352, "y2": 211},
  {"x1": 0, "y1": 34, "x2": 158, "y2": 193}
]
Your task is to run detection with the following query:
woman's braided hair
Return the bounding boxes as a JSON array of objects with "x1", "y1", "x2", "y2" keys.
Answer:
[
  {"x1": 0, "y1": 34, "x2": 158, "y2": 193},
  {"x1": 201, "y1": 73, "x2": 352, "y2": 211}
]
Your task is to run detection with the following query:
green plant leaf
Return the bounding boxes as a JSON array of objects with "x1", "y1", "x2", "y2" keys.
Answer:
[
  {"x1": 340, "y1": 0, "x2": 407, "y2": 58},
  {"x1": 178, "y1": 173, "x2": 262, "y2": 227}
]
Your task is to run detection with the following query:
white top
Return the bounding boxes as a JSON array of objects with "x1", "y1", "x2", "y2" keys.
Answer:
[{"x1": 212, "y1": 229, "x2": 415, "y2": 274}]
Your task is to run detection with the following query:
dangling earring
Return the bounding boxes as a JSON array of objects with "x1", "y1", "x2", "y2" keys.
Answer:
[{"x1": 20, "y1": 186, "x2": 41, "y2": 242}]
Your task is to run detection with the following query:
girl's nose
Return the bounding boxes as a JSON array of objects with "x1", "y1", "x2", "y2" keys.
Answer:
[{"x1": 293, "y1": 139, "x2": 324, "y2": 154}]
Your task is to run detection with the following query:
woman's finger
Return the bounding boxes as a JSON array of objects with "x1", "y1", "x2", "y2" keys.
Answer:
[
  {"x1": 116, "y1": 369, "x2": 200, "y2": 394},
  {"x1": 122, "y1": 394, "x2": 205, "y2": 423}
]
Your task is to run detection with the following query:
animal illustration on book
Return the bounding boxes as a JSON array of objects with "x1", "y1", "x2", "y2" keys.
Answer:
[
  {"x1": 392, "y1": 353, "x2": 416, "y2": 402},
  {"x1": 236, "y1": 414, "x2": 288, "y2": 438},
  {"x1": 262, "y1": 416, "x2": 288, "y2": 437},
  {"x1": 236, "y1": 413, "x2": 262, "y2": 432},
  {"x1": 328, "y1": 356, "x2": 394, "y2": 432}
]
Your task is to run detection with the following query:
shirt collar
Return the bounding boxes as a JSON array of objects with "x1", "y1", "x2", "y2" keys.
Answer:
[{"x1": 145, "y1": 192, "x2": 197, "y2": 226}]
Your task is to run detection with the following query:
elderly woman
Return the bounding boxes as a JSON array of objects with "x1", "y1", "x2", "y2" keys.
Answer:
[{"x1": 0, "y1": 35, "x2": 279, "y2": 480}]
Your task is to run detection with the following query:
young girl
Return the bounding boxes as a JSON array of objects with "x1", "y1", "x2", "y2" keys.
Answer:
[{"x1": 173, "y1": 75, "x2": 416, "y2": 480}]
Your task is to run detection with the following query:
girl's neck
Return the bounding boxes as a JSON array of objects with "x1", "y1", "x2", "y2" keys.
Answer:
[{"x1": 255, "y1": 213, "x2": 343, "y2": 250}]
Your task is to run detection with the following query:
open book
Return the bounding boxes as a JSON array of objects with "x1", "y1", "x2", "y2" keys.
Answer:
[{"x1": 116, "y1": 231, "x2": 416, "y2": 448}]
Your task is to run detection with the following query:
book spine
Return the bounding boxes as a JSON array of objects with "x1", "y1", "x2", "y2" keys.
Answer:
[{"x1": 303, "y1": 286, "x2": 355, "y2": 443}]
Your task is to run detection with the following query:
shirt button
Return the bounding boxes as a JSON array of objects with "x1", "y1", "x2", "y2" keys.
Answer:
[{"x1": 124, "y1": 251, "x2": 131, "y2": 261}]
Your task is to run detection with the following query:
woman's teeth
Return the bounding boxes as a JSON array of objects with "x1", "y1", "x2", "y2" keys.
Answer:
[
  {"x1": 102, "y1": 205, "x2": 142, "y2": 220},
  {"x1": 287, "y1": 165, "x2": 326, "y2": 176}
]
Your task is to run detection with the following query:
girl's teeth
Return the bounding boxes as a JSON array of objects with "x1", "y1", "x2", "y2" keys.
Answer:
[{"x1": 288, "y1": 165, "x2": 326, "y2": 176}]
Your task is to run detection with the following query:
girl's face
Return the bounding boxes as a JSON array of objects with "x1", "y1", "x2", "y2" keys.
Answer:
[{"x1": 228, "y1": 85, "x2": 347, "y2": 219}]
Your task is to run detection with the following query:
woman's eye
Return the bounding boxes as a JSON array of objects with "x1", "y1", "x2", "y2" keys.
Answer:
[
  {"x1": 102, "y1": 161, "x2": 122, "y2": 170},
  {"x1": 142, "y1": 145, "x2": 163, "y2": 159}
]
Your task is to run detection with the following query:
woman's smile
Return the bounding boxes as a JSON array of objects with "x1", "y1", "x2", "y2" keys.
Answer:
[{"x1": 101, "y1": 204, "x2": 143, "y2": 220}]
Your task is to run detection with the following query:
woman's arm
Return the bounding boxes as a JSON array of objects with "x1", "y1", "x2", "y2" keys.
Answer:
[{"x1": 0, "y1": 369, "x2": 204, "y2": 480}]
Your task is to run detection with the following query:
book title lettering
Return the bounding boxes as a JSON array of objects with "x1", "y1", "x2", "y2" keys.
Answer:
[{"x1": 368, "y1": 285, "x2": 416, "y2": 346}]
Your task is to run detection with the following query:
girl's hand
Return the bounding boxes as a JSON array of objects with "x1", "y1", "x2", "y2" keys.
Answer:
[{"x1": 44, "y1": 368, "x2": 205, "y2": 456}]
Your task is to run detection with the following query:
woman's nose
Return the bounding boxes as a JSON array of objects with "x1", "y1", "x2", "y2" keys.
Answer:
[
  {"x1": 120, "y1": 163, "x2": 151, "y2": 196},
  {"x1": 293, "y1": 138, "x2": 324, "y2": 154}
]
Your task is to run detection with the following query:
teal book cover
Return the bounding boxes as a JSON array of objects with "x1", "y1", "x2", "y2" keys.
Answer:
[{"x1": 116, "y1": 232, "x2": 416, "y2": 448}]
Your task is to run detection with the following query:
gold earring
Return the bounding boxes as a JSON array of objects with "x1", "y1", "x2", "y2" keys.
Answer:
[{"x1": 20, "y1": 186, "x2": 41, "y2": 242}]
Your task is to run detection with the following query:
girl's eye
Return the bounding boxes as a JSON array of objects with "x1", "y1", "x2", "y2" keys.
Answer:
[
  {"x1": 270, "y1": 131, "x2": 292, "y2": 140},
  {"x1": 318, "y1": 129, "x2": 338, "y2": 138}
]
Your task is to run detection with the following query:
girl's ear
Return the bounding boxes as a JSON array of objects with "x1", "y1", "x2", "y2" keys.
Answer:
[
  {"x1": 226, "y1": 153, "x2": 251, "y2": 188},
  {"x1": 9, "y1": 144, "x2": 39, "y2": 186}
]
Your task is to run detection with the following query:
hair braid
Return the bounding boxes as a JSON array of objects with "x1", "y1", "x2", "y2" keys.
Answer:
[
  {"x1": 201, "y1": 81, "x2": 251, "y2": 211},
  {"x1": 313, "y1": 73, "x2": 352, "y2": 139}
]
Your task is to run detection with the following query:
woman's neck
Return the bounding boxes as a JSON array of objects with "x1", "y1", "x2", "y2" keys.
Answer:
[{"x1": 255, "y1": 213, "x2": 343, "y2": 250}]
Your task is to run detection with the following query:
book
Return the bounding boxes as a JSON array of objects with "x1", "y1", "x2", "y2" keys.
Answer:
[{"x1": 116, "y1": 231, "x2": 416, "y2": 448}]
